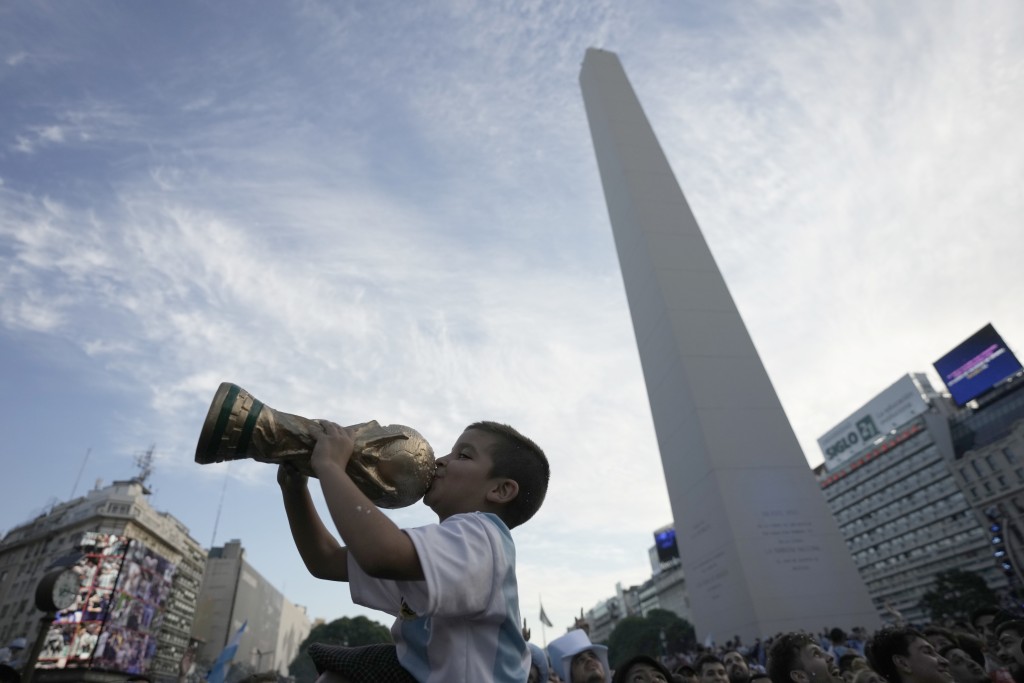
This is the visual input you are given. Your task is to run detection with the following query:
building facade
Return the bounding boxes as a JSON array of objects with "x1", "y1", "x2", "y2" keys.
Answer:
[
  {"x1": 190, "y1": 539, "x2": 310, "y2": 677},
  {"x1": 818, "y1": 375, "x2": 1010, "y2": 623},
  {"x1": 948, "y1": 374, "x2": 1024, "y2": 590},
  {"x1": 0, "y1": 478, "x2": 206, "y2": 681}
]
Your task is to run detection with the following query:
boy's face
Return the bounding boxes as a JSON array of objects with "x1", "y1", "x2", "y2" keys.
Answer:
[{"x1": 422, "y1": 428, "x2": 504, "y2": 521}]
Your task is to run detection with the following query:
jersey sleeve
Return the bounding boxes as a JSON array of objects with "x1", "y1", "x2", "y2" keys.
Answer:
[{"x1": 400, "y1": 514, "x2": 504, "y2": 618}]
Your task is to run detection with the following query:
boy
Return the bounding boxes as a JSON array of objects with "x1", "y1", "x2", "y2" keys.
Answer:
[{"x1": 279, "y1": 420, "x2": 550, "y2": 683}]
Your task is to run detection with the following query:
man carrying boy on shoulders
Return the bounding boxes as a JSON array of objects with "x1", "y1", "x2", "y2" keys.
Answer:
[{"x1": 279, "y1": 420, "x2": 550, "y2": 683}]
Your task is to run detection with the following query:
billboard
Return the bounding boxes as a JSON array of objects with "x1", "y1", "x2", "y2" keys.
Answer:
[
  {"x1": 654, "y1": 526, "x2": 680, "y2": 564},
  {"x1": 934, "y1": 324, "x2": 1023, "y2": 406},
  {"x1": 818, "y1": 374, "x2": 932, "y2": 472},
  {"x1": 36, "y1": 533, "x2": 177, "y2": 675}
]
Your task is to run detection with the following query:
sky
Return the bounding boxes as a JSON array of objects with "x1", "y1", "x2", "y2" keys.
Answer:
[{"x1": 3, "y1": 0, "x2": 1024, "y2": 641}]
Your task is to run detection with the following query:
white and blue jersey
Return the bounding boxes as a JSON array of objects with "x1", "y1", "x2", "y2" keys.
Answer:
[{"x1": 348, "y1": 511, "x2": 529, "y2": 683}]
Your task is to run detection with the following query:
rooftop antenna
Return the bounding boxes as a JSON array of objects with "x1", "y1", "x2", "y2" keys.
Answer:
[
  {"x1": 70, "y1": 447, "x2": 92, "y2": 499},
  {"x1": 134, "y1": 444, "x2": 156, "y2": 486}
]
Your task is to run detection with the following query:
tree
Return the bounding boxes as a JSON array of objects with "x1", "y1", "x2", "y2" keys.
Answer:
[
  {"x1": 288, "y1": 615, "x2": 393, "y2": 683},
  {"x1": 919, "y1": 568, "x2": 999, "y2": 624},
  {"x1": 607, "y1": 608, "x2": 696, "y2": 670}
]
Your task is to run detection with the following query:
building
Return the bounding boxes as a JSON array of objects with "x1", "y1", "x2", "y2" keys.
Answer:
[
  {"x1": 579, "y1": 47, "x2": 878, "y2": 641},
  {"x1": 190, "y1": 539, "x2": 311, "y2": 677},
  {"x1": 948, "y1": 372, "x2": 1024, "y2": 589},
  {"x1": 817, "y1": 374, "x2": 1009, "y2": 623},
  {"x1": 0, "y1": 477, "x2": 206, "y2": 681}
]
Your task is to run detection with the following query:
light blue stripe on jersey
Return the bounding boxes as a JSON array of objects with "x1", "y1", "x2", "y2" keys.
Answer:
[
  {"x1": 398, "y1": 616, "x2": 431, "y2": 682},
  {"x1": 482, "y1": 513, "x2": 529, "y2": 682}
]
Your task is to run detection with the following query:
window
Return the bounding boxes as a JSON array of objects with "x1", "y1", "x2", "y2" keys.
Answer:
[
  {"x1": 986, "y1": 454, "x2": 998, "y2": 472},
  {"x1": 1005, "y1": 448, "x2": 1018, "y2": 464}
]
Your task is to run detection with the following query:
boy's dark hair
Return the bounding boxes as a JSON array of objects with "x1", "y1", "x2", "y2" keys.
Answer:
[
  {"x1": 867, "y1": 627, "x2": 925, "y2": 683},
  {"x1": 695, "y1": 654, "x2": 725, "y2": 676},
  {"x1": 767, "y1": 632, "x2": 814, "y2": 683},
  {"x1": 831, "y1": 628, "x2": 847, "y2": 644},
  {"x1": 467, "y1": 421, "x2": 549, "y2": 529}
]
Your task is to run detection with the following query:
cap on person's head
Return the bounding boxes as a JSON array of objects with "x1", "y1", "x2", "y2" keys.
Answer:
[
  {"x1": 547, "y1": 629, "x2": 611, "y2": 683},
  {"x1": 5, "y1": 640, "x2": 24, "y2": 651},
  {"x1": 613, "y1": 654, "x2": 673, "y2": 683},
  {"x1": 528, "y1": 643, "x2": 550, "y2": 682}
]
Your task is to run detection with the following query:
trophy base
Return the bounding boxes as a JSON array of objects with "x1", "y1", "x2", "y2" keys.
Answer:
[{"x1": 195, "y1": 382, "x2": 266, "y2": 464}]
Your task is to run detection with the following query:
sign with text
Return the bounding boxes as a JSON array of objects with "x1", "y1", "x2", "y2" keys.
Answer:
[
  {"x1": 934, "y1": 323, "x2": 1022, "y2": 406},
  {"x1": 818, "y1": 374, "x2": 930, "y2": 471}
]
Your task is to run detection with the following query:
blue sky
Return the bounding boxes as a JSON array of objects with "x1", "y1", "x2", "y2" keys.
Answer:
[{"x1": 3, "y1": 1, "x2": 1024, "y2": 636}]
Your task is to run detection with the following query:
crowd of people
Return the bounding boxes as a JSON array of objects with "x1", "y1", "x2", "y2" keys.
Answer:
[{"x1": 529, "y1": 606, "x2": 1024, "y2": 683}]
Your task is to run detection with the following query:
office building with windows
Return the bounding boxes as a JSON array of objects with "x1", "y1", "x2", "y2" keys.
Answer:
[{"x1": 817, "y1": 374, "x2": 1009, "y2": 623}]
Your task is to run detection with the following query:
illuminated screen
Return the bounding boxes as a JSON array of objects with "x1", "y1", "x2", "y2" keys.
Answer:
[
  {"x1": 35, "y1": 533, "x2": 177, "y2": 675},
  {"x1": 654, "y1": 528, "x2": 680, "y2": 563},
  {"x1": 934, "y1": 324, "x2": 1023, "y2": 406}
]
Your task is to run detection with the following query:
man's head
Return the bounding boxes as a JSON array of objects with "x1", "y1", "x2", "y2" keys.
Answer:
[
  {"x1": 867, "y1": 628, "x2": 952, "y2": 683},
  {"x1": 571, "y1": 649, "x2": 607, "y2": 683},
  {"x1": 612, "y1": 655, "x2": 672, "y2": 683},
  {"x1": 839, "y1": 653, "x2": 868, "y2": 683},
  {"x1": 923, "y1": 628, "x2": 957, "y2": 653},
  {"x1": 995, "y1": 620, "x2": 1024, "y2": 673},
  {"x1": 971, "y1": 607, "x2": 999, "y2": 642},
  {"x1": 675, "y1": 665, "x2": 699, "y2": 683},
  {"x1": 724, "y1": 651, "x2": 752, "y2": 683},
  {"x1": 423, "y1": 422, "x2": 549, "y2": 529},
  {"x1": 938, "y1": 646, "x2": 987, "y2": 683},
  {"x1": 767, "y1": 632, "x2": 843, "y2": 683},
  {"x1": 696, "y1": 654, "x2": 729, "y2": 683},
  {"x1": 547, "y1": 629, "x2": 610, "y2": 683}
]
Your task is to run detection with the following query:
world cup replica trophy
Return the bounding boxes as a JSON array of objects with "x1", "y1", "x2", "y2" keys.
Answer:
[{"x1": 195, "y1": 382, "x2": 435, "y2": 509}]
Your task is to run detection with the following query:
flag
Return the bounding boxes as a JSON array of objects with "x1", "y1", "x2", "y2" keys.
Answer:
[
  {"x1": 207, "y1": 620, "x2": 247, "y2": 683},
  {"x1": 539, "y1": 603, "x2": 553, "y2": 628}
]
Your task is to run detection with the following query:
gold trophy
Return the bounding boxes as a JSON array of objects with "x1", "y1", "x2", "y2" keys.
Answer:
[{"x1": 195, "y1": 382, "x2": 435, "y2": 509}]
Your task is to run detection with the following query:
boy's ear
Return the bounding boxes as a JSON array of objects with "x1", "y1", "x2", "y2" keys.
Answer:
[{"x1": 486, "y1": 479, "x2": 519, "y2": 505}]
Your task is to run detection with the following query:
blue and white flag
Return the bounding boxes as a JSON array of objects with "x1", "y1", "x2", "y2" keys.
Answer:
[{"x1": 207, "y1": 620, "x2": 247, "y2": 683}]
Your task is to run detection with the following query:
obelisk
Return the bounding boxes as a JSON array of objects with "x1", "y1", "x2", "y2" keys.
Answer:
[{"x1": 579, "y1": 48, "x2": 878, "y2": 640}]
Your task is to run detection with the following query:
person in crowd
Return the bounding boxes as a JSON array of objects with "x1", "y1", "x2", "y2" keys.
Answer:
[
  {"x1": 529, "y1": 643, "x2": 551, "y2": 683},
  {"x1": 280, "y1": 420, "x2": 550, "y2": 683},
  {"x1": 839, "y1": 652, "x2": 869, "y2": 683},
  {"x1": 767, "y1": 632, "x2": 844, "y2": 683},
  {"x1": 831, "y1": 630, "x2": 853, "y2": 660},
  {"x1": 674, "y1": 664, "x2": 699, "y2": 683},
  {"x1": 938, "y1": 644, "x2": 988, "y2": 683},
  {"x1": 724, "y1": 651, "x2": 752, "y2": 683},
  {"x1": 866, "y1": 626, "x2": 953, "y2": 683},
  {"x1": 548, "y1": 629, "x2": 611, "y2": 683},
  {"x1": 995, "y1": 620, "x2": 1024, "y2": 683},
  {"x1": 923, "y1": 628, "x2": 958, "y2": 653},
  {"x1": 972, "y1": 608, "x2": 1000, "y2": 648},
  {"x1": 613, "y1": 655, "x2": 673, "y2": 683},
  {"x1": 697, "y1": 654, "x2": 730, "y2": 683}
]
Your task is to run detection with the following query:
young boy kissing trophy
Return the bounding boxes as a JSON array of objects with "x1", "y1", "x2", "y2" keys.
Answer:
[{"x1": 279, "y1": 419, "x2": 550, "y2": 683}]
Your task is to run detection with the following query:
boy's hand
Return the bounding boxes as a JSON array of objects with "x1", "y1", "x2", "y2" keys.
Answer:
[
  {"x1": 277, "y1": 463, "x2": 308, "y2": 493},
  {"x1": 310, "y1": 420, "x2": 356, "y2": 476}
]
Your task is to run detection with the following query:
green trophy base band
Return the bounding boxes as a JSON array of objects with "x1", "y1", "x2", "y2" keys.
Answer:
[{"x1": 196, "y1": 383, "x2": 265, "y2": 464}]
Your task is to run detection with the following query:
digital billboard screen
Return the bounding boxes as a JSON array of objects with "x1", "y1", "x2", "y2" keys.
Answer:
[
  {"x1": 35, "y1": 533, "x2": 177, "y2": 675},
  {"x1": 934, "y1": 324, "x2": 1023, "y2": 406},
  {"x1": 654, "y1": 527, "x2": 680, "y2": 564}
]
